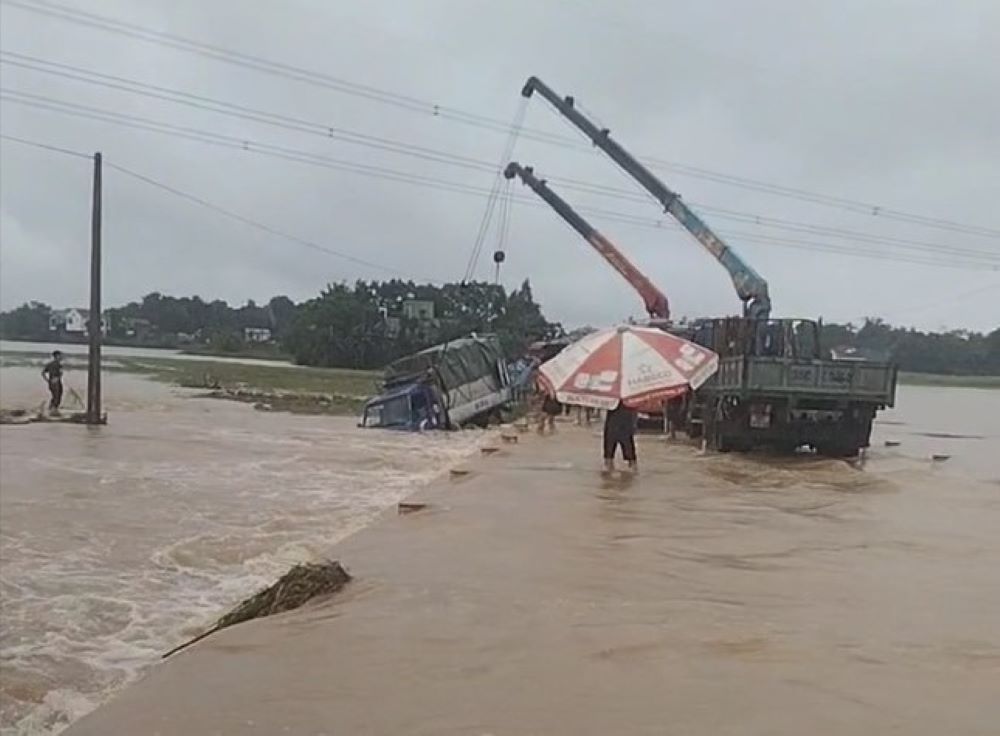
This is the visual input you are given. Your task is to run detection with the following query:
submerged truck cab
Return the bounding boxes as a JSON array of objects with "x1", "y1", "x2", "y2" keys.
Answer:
[
  {"x1": 360, "y1": 383, "x2": 445, "y2": 431},
  {"x1": 361, "y1": 334, "x2": 514, "y2": 431}
]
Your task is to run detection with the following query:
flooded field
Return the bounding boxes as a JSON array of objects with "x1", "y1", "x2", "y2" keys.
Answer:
[
  {"x1": 0, "y1": 340, "x2": 299, "y2": 370},
  {"x1": 0, "y1": 367, "x2": 483, "y2": 734},
  {"x1": 1, "y1": 364, "x2": 998, "y2": 734}
]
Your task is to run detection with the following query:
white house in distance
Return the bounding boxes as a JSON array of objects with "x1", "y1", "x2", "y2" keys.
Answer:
[{"x1": 49, "y1": 308, "x2": 108, "y2": 336}]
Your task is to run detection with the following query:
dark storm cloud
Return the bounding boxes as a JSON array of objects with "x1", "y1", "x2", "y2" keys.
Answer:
[{"x1": 1, "y1": 0, "x2": 997, "y2": 331}]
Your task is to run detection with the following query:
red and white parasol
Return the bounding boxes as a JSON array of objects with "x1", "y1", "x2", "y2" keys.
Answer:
[{"x1": 537, "y1": 325, "x2": 719, "y2": 410}]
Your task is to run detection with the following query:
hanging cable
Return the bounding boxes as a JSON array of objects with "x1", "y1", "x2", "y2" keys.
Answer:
[
  {"x1": 461, "y1": 98, "x2": 527, "y2": 283},
  {"x1": 492, "y1": 177, "x2": 513, "y2": 284}
]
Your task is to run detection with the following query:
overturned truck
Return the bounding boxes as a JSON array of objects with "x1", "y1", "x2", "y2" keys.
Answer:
[{"x1": 360, "y1": 334, "x2": 516, "y2": 430}]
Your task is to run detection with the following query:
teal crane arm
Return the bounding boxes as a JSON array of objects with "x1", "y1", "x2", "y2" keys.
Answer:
[{"x1": 522, "y1": 76, "x2": 771, "y2": 320}]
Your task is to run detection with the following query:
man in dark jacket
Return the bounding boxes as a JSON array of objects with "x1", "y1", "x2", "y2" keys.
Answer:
[
  {"x1": 41, "y1": 350, "x2": 64, "y2": 414},
  {"x1": 603, "y1": 401, "x2": 638, "y2": 472}
]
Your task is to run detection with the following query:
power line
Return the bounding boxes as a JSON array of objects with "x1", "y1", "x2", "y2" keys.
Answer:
[
  {"x1": 0, "y1": 52, "x2": 500, "y2": 175},
  {"x1": 0, "y1": 82, "x2": 1000, "y2": 266},
  {"x1": 591, "y1": 212, "x2": 1000, "y2": 271},
  {"x1": 4, "y1": 0, "x2": 999, "y2": 238},
  {"x1": 3, "y1": 92, "x2": 997, "y2": 273},
  {"x1": 104, "y1": 161, "x2": 434, "y2": 279},
  {"x1": 0, "y1": 0, "x2": 572, "y2": 144},
  {"x1": 0, "y1": 132, "x2": 438, "y2": 279},
  {"x1": 880, "y1": 282, "x2": 1000, "y2": 322},
  {"x1": 0, "y1": 131, "x2": 91, "y2": 158}
]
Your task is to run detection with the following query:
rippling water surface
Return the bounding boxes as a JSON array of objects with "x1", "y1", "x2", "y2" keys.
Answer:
[
  {"x1": 1, "y1": 364, "x2": 997, "y2": 734},
  {"x1": 0, "y1": 367, "x2": 483, "y2": 734}
]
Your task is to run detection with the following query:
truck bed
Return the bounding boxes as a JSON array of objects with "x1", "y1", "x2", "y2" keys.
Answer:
[{"x1": 707, "y1": 356, "x2": 897, "y2": 406}]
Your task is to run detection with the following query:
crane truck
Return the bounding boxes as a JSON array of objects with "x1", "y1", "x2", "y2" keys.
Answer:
[{"x1": 520, "y1": 76, "x2": 897, "y2": 456}]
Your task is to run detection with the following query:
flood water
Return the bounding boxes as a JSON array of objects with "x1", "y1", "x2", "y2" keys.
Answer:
[
  {"x1": 1, "y1": 366, "x2": 998, "y2": 734},
  {"x1": 0, "y1": 367, "x2": 484, "y2": 734}
]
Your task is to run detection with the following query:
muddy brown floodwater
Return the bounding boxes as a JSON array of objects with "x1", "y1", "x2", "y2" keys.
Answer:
[
  {"x1": 1, "y1": 366, "x2": 998, "y2": 735},
  {"x1": 0, "y1": 367, "x2": 484, "y2": 734}
]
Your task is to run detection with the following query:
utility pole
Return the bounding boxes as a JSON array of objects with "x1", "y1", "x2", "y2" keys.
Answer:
[{"x1": 86, "y1": 152, "x2": 103, "y2": 424}]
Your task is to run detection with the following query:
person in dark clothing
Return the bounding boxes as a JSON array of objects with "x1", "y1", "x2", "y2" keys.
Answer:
[
  {"x1": 41, "y1": 350, "x2": 64, "y2": 413},
  {"x1": 538, "y1": 392, "x2": 562, "y2": 434},
  {"x1": 603, "y1": 402, "x2": 638, "y2": 472}
]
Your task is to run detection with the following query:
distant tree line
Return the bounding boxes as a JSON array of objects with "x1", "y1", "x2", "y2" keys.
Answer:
[
  {"x1": 0, "y1": 279, "x2": 563, "y2": 369},
  {"x1": 820, "y1": 318, "x2": 1000, "y2": 376},
  {"x1": 2, "y1": 293, "x2": 996, "y2": 375}
]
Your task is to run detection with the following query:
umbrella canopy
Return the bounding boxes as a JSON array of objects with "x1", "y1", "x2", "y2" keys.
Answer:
[{"x1": 538, "y1": 325, "x2": 719, "y2": 410}]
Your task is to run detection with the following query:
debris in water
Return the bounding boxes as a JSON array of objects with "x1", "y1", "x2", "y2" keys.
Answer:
[
  {"x1": 884, "y1": 440, "x2": 901, "y2": 447},
  {"x1": 449, "y1": 468, "x2": 471, "y2": 478},
  {"x1": 398, "y1": 502, "x2": 428, "y2": 514},
  {"x1": 162, "y1": 560, "x2": 351, "y2": 658},
  {"x1": 931, "y1": 454, "x2": 951, "y2": 462},
  {"x1": 501, "y1": 433, "x2": 519, "y2": 444},
  {"x1": 481, "y1": 447, "x2": 500, "y2": 455}
]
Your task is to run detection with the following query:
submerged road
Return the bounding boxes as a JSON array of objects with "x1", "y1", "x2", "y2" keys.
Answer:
[{"x1": 65, "y1": 421, "x2": 999, "y2": 736}]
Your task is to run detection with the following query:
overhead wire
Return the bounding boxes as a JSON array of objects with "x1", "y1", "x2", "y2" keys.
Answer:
[
  {"x1": 4, "y1": 92, "x2": 998, "y2": 273},
  {"x1": 4, "y1": 85, "x2": 997, "y2": 265},
  {"x1": 0, "y1": 131, "x2": 91, "y2": 158},
  {"x1": 9, "y1": 132, "x2": 996, "y2": 327},
  {"x1": 879, "y1": 282, "x2": 1000, "y2": 322},
  {"x1": 104, "y1": 161, "x2": 436, "y2": 279},
  {"x1": 0, "y1": 132, "x2": 439, "y2": 279},
  {"x1": 4, "y1": 0, "x2": 999, "y2": 238}
]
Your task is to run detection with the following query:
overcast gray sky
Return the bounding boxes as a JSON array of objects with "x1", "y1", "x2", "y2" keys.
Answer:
[{"x1": 1, "y1": 0, "x2": 998, "y2": 332}]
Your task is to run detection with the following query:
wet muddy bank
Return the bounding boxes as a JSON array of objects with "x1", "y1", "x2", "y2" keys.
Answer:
[{"x1": 194, "y1": 386, "x2": 365, "y2": 416}]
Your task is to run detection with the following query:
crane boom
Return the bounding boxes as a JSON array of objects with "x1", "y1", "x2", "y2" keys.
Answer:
[
  {"x1": 504, "y1": 161, "x2": 670, "y2": 320},
  {"x1": 521, "y1": 76, "x2": 772, "y2": 320}
]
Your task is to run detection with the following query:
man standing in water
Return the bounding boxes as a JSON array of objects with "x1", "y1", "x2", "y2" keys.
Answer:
[
  {"x1": 603, "y1": 401, "x2": 638, "y2": 472},
  {"x1": 41, "y1": 350, "x2": 64, "y2": 414}
]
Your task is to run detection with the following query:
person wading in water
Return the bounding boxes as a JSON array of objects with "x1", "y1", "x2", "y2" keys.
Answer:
[
  {"x1": 41, "y1": 350, "x2": 64, "y2": 414},
  {"x1": 603, "y1": 401, "x2": 638, "y2": 473}
]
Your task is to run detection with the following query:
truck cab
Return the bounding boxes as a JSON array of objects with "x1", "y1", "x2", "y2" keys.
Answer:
[
  {"x1": 360, "y1": 382, "x2": 445, "y2": 431},
  {"x1": 361, "y1": 334, "x2": 514, "y2": 431}
]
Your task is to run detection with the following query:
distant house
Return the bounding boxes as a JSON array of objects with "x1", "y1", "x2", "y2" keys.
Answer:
[
  {"x1": 402, "y1": 299, "x2": 435, "y2": 321},
  {"x1": 243, "y1": 326, "x2": 272, "y2": 343},
  {"x1": 49, "y1": 308, "x2": 108, "y2": 336}
]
